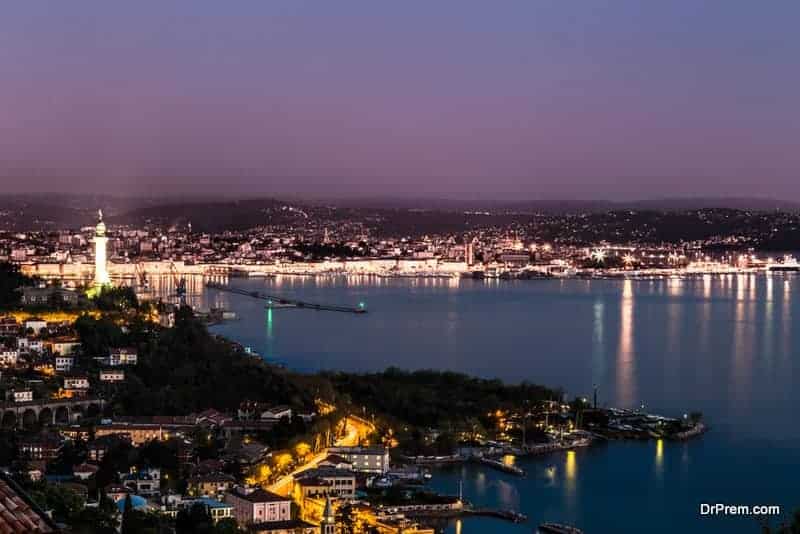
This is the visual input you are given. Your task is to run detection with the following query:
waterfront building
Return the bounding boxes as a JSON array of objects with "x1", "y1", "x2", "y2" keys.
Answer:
[{"x1": 94, "y1": 210, "x2": 110, "y2": 287}]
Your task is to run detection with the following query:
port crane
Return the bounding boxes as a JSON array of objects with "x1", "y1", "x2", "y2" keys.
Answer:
[{"x1": 169, "y1": 262, "x2": 187, "y2": 306}]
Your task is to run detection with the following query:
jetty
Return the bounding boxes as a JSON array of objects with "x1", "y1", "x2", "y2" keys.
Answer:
[
  {"x1": 206, "y1": 282, "x2": 367, "y2": 314},
  {"x1": 471, "y1": 456, "x2": 526, "y2": 476}
]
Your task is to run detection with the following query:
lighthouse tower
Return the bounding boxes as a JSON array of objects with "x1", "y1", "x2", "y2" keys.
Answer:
[
  {"x1": 320, "y1": 496, "x2": 336, "y2": 534},
  {"x1": 94, "y1": 210, "x2": 110, "y2": 287}
]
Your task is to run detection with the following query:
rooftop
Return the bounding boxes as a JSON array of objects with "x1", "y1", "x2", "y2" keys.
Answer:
[{"x1": 0, "y1": 472, "x2": 58, "y2": 533}]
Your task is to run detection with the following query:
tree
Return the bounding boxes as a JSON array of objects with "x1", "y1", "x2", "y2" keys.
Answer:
[
  {"x1": 92, "y1": 285, "x2": 139, "y2": 312},
  {"x1": 120, "y1": 494, "x2": 135, "y2": 534},
  {"x1": 213, "y1": 518, "x2": 243, "y2": 533},
  {"x1": 176, "y1": 503, "x2": 214, "y2": 534},
  {"x1": 0, "y1": 261, "x2": 36, "y2": 308}
]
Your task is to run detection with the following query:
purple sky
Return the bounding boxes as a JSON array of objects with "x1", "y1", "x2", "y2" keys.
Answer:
[{"x1": 1, "y1": 1, "x2": 799, "y2": 200}]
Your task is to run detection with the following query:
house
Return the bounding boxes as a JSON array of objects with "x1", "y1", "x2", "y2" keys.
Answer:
[
  {"x1": 73, "y1": 463, "x2": 99, "y2": 480},
  {"x1": 23, "y1": 318, "x2": 47, "y2": 335},
  {"x1": 328, "y1": 447, "x2": 390, "y2": 474},
  {"x1": 238, "y1": 402, "x2": 292, "y2": 422},
  {"x1": 94, "y1": 422, "x2": 170, "y2": 446},
  {"x1": 11, "y1": 389, "x2": 33, "y2": 403},
  {"x1": 260, "y1": 405, "x2": 292, "y2": 422},
  {"x1": 196, "y1": 409, "x2": 233, "y2": 427},
  {"x1": 99, "y1": 368, "x2": 125, "y2": 382},
  {"x1": 224, "y1": 487, "x2": 292, "y2": 526},
  {"x1": 19, "y1": 433, "x2": 64, "y2": 460},
  {"x1": 0, "y1": 317, "x2": 19, "y2": 336},
  {"x1": 49, "y1": 337, "x2": 81, "y2": 356},
  {"x1": 0, "y1": 347, "x2": 19, "y2": 367},
  {"x1": 21, "y1": 287, "x2": 79, "y2": 308},
  {"x1": 187, "y1": 497, "x2": 234, "y2": 524},
  {"x1": 55, "y1": 355, "x2": 74, "y2": 372},
  {"x1": 18, "y1": 337, "x2": 44, "y2": 353},
  {"x1": 108, "y1": 347, "x2": 138, "y2": 366},
  {"x1": 103, "y1": 484, "x2": 129, "y2": 503},
  {"x1": 121, "y1": 467, "x2": 161, "y2": 496},
  {"x1": 88, "y1": 435, "x2": 130, "y2": 463},
  {"x1": 188, "y1": 472, "x2": 236, "y2": 498},
  {"x1": 317, "y1": 454, "x2": 354, "y2": 471},
  {"x1": 64, "y1": 375, "x2": 90, "y2": 390},
  {"x1": 294, "y1": 467, "x2": 357, "y2": 499},
  {"x1": 0, "y1": 471, "x2": 59, "y2": 532}
]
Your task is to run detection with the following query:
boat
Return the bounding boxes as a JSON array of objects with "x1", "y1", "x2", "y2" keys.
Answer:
[{"x1": 537, "y1": 523, "x2": 585, "y2": 534}]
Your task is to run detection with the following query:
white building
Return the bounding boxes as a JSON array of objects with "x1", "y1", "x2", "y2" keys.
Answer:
[
  {"x1": 0, "y1": 348, "x2": 19, "y2": 367},
  {"x1": 64, "y1": 376, "x2": 90, "y2": 390},
  {"x1": 99, "y1": 369, "x2": 125, "y2": 382},
  {"x1": 109, "y1": 348, "x2": 137, "y2": 366},
  {"x1": 224, "y1": 488, "x2": 292, "y2": 526},
  {"x1": 23, "y1": 319, "x2": 47, "y2": 335},
  {"x1": 12, "y1": 390, "x2": 33, "y2": 403},
  {"x1": 55, "y1": 356, "x2": 74, "y2": 372},
  {"x1": 328, "y1": 447, "x2": 390, "y2": 474},
  {"x1": 17, "y1": 337, "x2": 44, "y2": 353},
  {"x1": 50, "y1": 338, "x2": 81, "y2": 356}
]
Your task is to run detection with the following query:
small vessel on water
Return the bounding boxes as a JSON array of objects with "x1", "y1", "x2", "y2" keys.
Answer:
[{"x1": 537, "y1": 523, "x2": 585, "y2": 534}]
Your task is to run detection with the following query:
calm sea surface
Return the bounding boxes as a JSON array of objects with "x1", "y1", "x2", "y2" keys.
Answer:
[{"x1": 187, "y1": 274, "x2": 798, "y2": 534}]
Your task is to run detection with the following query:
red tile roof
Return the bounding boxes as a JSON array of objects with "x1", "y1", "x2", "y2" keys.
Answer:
[{"x1": 0, "y1": 473, "x2": 58, "y2": 533}]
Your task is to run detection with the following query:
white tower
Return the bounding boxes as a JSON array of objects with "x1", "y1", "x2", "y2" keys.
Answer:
[
  {"x1": 94, "y1": 210, "x2": 110, "y2": 287},
  {"x1": 321, "y1": 496, "x2": 336, "y2": 534}
]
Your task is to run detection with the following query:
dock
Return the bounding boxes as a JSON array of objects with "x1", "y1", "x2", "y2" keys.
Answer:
[
  {"x1": 206, "y1": 282, "x2": 368, "y2": 314},
  {"x1": 467, "y1": 508, "x2": 528, "y2": 523},
  {"x1": 470, "y1": 456, "x2": 526, "y2": 476}
]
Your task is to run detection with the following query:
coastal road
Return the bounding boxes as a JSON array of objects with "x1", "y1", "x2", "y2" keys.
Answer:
[{"x1": 268, "y1": 416, "x2": 373, "y2": 497}]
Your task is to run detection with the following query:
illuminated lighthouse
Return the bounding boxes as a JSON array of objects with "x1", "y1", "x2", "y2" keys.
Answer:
[{"x1": 93, "y1": 209, "x2": 110, "y2": 287}]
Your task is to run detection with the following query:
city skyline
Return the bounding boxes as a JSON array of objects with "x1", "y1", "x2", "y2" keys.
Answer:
[{"x1": 2, "y1": 1, "x2": 800, "y2": 200}]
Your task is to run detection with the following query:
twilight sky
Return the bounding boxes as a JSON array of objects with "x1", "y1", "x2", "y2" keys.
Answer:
[{"x1": 1, "y1": 1, "x2": 799, "y2": 200}]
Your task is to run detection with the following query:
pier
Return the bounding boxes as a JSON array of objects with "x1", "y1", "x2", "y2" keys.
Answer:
[
  {"x1": 471, "y1": 455, "x2": 526, "y2": 476},
  {"x1": 206, "y1": 282, "x2": 368, "y2": 314}
]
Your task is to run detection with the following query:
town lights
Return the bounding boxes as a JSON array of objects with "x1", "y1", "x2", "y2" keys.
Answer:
[{"x1": 590, "y1": 248, "x2": 607, "y2": 263}]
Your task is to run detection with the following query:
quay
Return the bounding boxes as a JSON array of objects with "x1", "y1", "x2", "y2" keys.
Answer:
[
  {"x1": 471, "y1": 455, "x2": 526, "y2": 476},
  {"x1": 205, "y1": 282, "x2": 367, "y2": 314}
]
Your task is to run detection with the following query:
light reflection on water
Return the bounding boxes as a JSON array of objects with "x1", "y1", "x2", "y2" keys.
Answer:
[{"x1": 136, "y1": 273, "x2": 798, "y2": 533}]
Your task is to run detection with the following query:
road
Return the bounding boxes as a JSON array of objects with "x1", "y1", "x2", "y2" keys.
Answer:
[{"x1": 268, "y1": 415, "x2": 374, "y2": 497}]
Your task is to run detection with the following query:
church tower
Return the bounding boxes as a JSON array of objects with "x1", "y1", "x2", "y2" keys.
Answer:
[
  {"x1": 321, "y1": 496, "x2": 336, "y2": 534},
  {"x1": 94, "y1": 210, "x2": 110, "y2": 287}
]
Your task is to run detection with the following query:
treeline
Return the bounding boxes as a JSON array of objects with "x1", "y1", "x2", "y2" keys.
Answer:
[
  {"x1": 74, "y1": 307, "x2": 332, "y2": 416},
  {"x1": 327, "y1": 367, "x2": 560, "y2": 428}
]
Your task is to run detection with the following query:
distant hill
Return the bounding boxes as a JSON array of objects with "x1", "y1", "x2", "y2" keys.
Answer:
[{"x1": 1, "y1": 193, "x2": 798, "y2": 232}]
